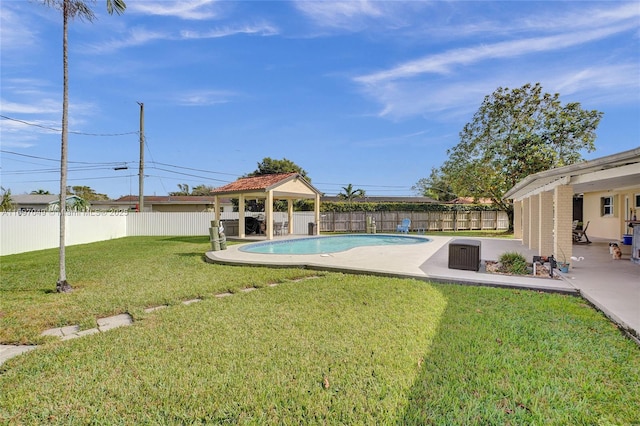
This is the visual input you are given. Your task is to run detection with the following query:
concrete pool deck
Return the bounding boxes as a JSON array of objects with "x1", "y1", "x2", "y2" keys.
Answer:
[{"x1": 206, "y1": 234, "x2": 639, "y2": 342}]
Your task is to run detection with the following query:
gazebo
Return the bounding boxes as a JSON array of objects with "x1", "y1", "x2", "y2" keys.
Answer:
[{"x1": 210, "y1": 173, "x2": 322, "y2": 240}]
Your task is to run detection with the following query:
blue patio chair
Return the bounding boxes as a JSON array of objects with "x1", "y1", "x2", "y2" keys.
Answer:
[{"x1": 396, "y1": 218, "x2": 411, "y2": 233}]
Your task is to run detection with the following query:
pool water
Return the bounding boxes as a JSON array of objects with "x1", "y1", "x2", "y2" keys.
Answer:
[{"x1": 239, "y1": 234, "x2": 431, "y2": 255}]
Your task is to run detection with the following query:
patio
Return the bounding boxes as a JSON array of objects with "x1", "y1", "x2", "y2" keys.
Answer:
[{"x1": 206, "y1": 235, "x2": 639, "y2": 343}]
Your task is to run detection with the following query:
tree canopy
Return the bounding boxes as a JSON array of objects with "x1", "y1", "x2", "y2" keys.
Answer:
[
  {"x1": 433, "y1": 83, "x2": 602, "y2": 224},
  {"x1": 169, "y1": 184, "x2": 215, "y2": 196},
  {"x1": 246, "y1": 157, "x2": 309, "y2": 180},
  {"x1": 412, "y1": 168, "x2": 457, "y2": 202},
  {"x1": 67, "y1": 185, "x2": 108, "y2": 201}
]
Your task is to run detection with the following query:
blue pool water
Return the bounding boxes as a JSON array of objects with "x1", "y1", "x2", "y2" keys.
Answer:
[{"x1": 240, "y1": 234, "x2": 431, "y2": 255}]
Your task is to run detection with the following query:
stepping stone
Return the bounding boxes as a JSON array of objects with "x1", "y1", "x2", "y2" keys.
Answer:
[
  {"x1": 215, "y1": 292, "x2": 233, "y2": 298},
  {"x1": 97, "y1": 313, "x2": 133, "y2": 332},
  {"x1": 0, "y1": 345, "x2": 37, "y2": 365},
  {"x1": 144, "y1": 305, "x2": 168, "y2": 313},
  {"x1": 241, "y1": 287, "x2": 256, "y2": 292},
  {"x1": 41, "y1": 328, "x2": 64, "y2": 338},
  {"x1": 60, "y1": 325, "x2": 80, "y2": 336},
  {"x1": 63, "y1": 328, "x2": 99, "y2": 340},
  {"x1": 182, "y1": 298, "x2": 202, "y2": 305}
]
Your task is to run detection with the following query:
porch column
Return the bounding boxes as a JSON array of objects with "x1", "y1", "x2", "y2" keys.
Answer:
[
  {"x1": 513, "y1": 200, "x2": 522, "y2": 239},
  {"x1": 554, "y1": 184, "x2": 574, "y2": 267},
  {"x1": 529, "y1": 194, "x2": 540, "y2": 251},
  {"x1": 539, "y1": 191, "x2": 554, "y2": 257},
  {"x1": 265, "y1": 190, "x2": 274, "y2": 240},
  {"x1": 522, "y1": 197, "x2": 530, "y2": 247},
  {"x1": 239, "y1": 194, "x2": 246, "y2": 239}
]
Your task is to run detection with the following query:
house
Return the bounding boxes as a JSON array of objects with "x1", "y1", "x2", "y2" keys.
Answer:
[
  {"x1": 504, "y1": 147, "x2": 640, "y2": 263},
  {"x1": 10, "y1": 194, "x2": 86, "y2": 211},
  {"x1": 91, "y1": 196, "x2": 233, "y2": 213}
]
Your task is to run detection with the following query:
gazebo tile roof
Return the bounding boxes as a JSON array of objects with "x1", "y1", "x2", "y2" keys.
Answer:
[{"x1": 211, "y1": 173, "x2": 298, "y2": 193}]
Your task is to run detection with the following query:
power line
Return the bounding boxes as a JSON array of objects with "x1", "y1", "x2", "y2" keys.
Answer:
[
  {"x1": 1, "y1": 150, "x2": 134, "y2": 165},
  {"x1": 0, "y1": 115, "x2": 139, "y2": 136},
  {"x1": 150, "y1": 161, "x2": 240, "y2": 177}
]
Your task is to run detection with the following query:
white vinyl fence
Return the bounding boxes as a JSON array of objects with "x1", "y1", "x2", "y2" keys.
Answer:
[
  {"x1": 1, "y1": 210, "x2": 506, "y2": 256},
  {"x1": 0, "y1": 211, "x2": 316, "y2": 256}
]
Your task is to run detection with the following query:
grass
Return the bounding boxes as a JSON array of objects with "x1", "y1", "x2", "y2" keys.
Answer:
[{"x1": 1, "y1": 236, "x2": 639, "y2": 424}]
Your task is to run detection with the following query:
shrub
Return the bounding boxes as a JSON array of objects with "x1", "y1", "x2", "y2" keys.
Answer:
[{"x1": 498, "y1": 252, "x2": 529, "y2": 275}]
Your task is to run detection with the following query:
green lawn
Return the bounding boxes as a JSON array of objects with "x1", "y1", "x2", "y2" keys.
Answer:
[{"x1": 1, "y1": 236, "x2": 638, "y2": 424}]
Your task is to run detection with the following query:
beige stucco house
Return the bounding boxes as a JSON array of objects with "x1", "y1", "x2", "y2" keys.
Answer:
[
  {"x1": 504, "y1": 147, "x2": 640, "y2": 265},
  {"x1": 92, "y1": 195, "x2": 233, "y2": 212}
]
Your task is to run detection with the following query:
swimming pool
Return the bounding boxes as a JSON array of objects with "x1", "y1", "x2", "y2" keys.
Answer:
[{"x1": 239, "y1": 234, "x2": 431, "y2": 255}]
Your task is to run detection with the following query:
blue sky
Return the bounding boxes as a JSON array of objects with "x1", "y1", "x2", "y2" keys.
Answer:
[{"x1": 1, "y1": 0, "x2": 639, "y2": 199}]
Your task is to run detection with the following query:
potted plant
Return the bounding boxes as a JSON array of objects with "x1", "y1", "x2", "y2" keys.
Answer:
[{"x1": 557, "y1": 247, "x2": 570, "y2": 273}]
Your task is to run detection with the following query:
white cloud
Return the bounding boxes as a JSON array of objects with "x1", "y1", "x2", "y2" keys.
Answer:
[
  {"x1": 85, "y1": 27, "x2": 171, "y2": 53},
  {"x1": 355, "y1": 24, "x2": 635, "y2": 85},
  {"x1": 0, "y1": 5, "x2": 39, "y2": 51},
  {"x1": 293, "y1": 0, "x2": 416, "y2": 31},
  {"x1": 180, "y1": 23, "x2": 278, "y2": 39},
  {"x1": 176, "y1": 90, "x2": 237, "y2": 106},
  {"x1": 127, "y1": 0, "x2": 223, "y2": 20},
  {"x1": 0, "y1": 99, "x2": 60, "y2": 115}
]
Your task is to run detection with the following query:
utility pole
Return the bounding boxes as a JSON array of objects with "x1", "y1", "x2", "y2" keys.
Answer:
[{"x1": 138, "y1": 102, "x2": 144, "y2": 212}]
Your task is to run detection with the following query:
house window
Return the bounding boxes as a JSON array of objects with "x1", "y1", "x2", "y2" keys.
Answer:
[
  {"x1": 635, "y1": 194, "x2": 640, "y2": 209},
  {"x1": 601, "y1": 196, "x2": 614, "y2": 216}
]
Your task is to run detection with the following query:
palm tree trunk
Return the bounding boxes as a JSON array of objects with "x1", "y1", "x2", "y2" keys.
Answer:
[{"x1": 57, "y1": 0, "x2": 71, "y2": 293}]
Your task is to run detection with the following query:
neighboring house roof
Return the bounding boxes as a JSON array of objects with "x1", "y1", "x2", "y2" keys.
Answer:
[
  {"x1": 449, "y1": 197, "x2": 494, "y2": 205},
  {"x1": 211, "y1": 173, "x2": 321, "y2": 199},
  {"x1": 504, "y1": 147, "x2": 640, "y2": 200},
  {"x1": 321, "y1": 196, "x2": 438, "y2": 203},
  {"x1": 11, "y1": 194, "x2": 84, "y2": 205},
  {"x1": 109, "y1": 195, "x2": 224, "y2": 204}
]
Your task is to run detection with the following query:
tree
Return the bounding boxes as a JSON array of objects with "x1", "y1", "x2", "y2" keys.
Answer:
[
  {"x1": 1, "y1": 187, "x2": 15, "y2": 212},
  {"x1": 68, "y1": 185, "x2": 108, "y2": 201},
  {"x1": 169, "y1": 183, "x2": 190, "y2": 196},
  {"x1": 235, "y1": 158, "x2": 310, "y2": 212},
  {"x1": 42, "y1": 0, "x2": 126, "y2": 293},
  {"x1": 337, "y1": 183, "x2": 365, "y2": 202},
  {"x1": 246, "y1": 157, "x2": 309, "y2": 180},
  {"x1": 191, "y1": 184, "x2": 215, "y2": 196},
  {"x1": 412, "y1": 168, "x2": 457, "y2": 202},
  {"x1": 438, "y1": 83, "x2": 602, "y2": 229},
  {"x1": 31, "y1": 189, "x2": 52, "y2": 195}
]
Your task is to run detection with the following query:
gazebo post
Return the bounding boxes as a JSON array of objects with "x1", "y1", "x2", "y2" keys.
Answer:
[
  {"x1": 287, "y1": 199, "x2": 294, "y2": 234},
  {"x1": 266, "y1": 190, "x2": 274, "y2": 240},
  {"x1": 314, "y1": 193, "x2": 321, "y2": 235},
  {"x1": 239, "y1": 194, "x2": 246, "y2": 239}
]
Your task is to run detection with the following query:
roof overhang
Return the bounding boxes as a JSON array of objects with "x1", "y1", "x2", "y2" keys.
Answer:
[
  {"x1": 504, "y1": 147, "x2": 640, "y2": 201},
  {"x1": 212, "y1": 174, "x2": 321, "y2": 200}
]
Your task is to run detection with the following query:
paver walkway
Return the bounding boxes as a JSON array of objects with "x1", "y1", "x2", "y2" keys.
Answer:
[{"x1": 0, "y1": 282, "x2": 293, "y2": 366}]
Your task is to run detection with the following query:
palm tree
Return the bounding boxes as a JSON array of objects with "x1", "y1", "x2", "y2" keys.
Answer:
[
  {"x1": 31, "y1": 189, "x2": 52, "y2": 195},
  {"x1": 338, "y1": 183, "x2": 366, "y2": 202},
  {"x1": 1, "y1": 187, "x2": 15, "y2": 212},
  {"x1": 42, "y1": 0, "x2": 126, "y2": 293}
]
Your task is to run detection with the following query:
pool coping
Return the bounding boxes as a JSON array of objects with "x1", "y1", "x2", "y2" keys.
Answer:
[{"x1": 205, "y1": 235, "x2": 578, "y2": 295}]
